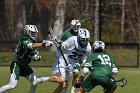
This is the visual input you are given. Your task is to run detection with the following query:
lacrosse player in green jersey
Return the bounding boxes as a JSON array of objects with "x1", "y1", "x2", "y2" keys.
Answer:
[
  {"x1": 0, "y1": 25, "x2": 53, "y2": 93},
  {"x1": 76, "y1": 41, "x2": 119, "y2": 93},
  {"x1": 61, "y1": 19, "x2": 81, "y2": 41}
]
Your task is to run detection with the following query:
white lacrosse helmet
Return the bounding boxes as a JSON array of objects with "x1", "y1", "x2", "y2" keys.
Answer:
[
  {"x1": 24, "y1": 25, "x2": 38, "y2": 40},
  {"x1": 93, "y1": 41, "x2": 105, "y2": 51},
  {"x1": 71, "y1": 19, "x2": 81, "y2": 32},
  {"x1": 78, "y1": 28, "x2": 90, "y2": 46}
]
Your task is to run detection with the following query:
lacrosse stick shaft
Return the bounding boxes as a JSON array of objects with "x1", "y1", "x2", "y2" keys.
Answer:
[
  {"x1": 49, "y1": 27, "x2": 68, "y2": 66},
  {"x1": 76, "y1": 14, "x2": 90, "y2": 24}
]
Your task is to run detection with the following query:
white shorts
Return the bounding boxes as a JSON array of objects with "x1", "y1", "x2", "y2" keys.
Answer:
[{"x1": 52, "y1": 55, "x2": 72, "y2": 81}]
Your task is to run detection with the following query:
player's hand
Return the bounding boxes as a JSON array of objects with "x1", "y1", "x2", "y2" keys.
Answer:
[
  {"x1": 73, "y1": 63, "x2": 80, "y2": 69},
  {"x1": 66, "y1": 64, "x2": 73, "y2": 72},
  {"x1": 54, "y1": 41, "x2": 61, "y2": 48},
  {"x1": 32, "y1": 54, "x2": 41, "y2": 61},
  {"x1": 42, "y1": 40, "x2": 53, "y2": 47}
]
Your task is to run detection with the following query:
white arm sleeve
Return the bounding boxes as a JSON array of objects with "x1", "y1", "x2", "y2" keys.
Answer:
[
  {"x1": 26, "y1": 43, "x2": 33, "y2": 49},
  {"x1": 112, "y1": 67, "x2": 119, "y2": 77},
  {"x1": 82, "y1": 67, "x2": 89, "y2": 77}
]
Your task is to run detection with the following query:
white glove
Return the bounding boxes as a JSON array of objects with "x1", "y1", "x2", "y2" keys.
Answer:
[
  {"x1": 112, "y1": 67, "x2": 119, "y2": 77},
  {"x1": 42, "y1": 40, "x2": 53, "y2": 47},
  {"x1": 32, "y1": 50, "x2": 41, "y2": 61},
  {"x1": 66, "y1": 64, "x2": 73, "y2": 72},
  {"x1": 32, "y1": 54, "x2": 41, "y2": 61},
  {"x1": 54, "y1": 41, "x2": 61, "y2": 48}
]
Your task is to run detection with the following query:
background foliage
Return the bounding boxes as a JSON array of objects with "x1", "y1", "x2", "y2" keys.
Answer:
[{"x1": 0, "y1": 0, "x2": 140, "y2": 43}]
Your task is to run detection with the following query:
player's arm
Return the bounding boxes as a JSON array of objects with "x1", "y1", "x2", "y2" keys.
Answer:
[
  {"x1": 80, "y1": 48, "x2": 92, "y2": 80},
  {"x1": 111, "y1": 58, "x2": 119, "y2": 78},
  {"x1": 26, "y1": 40, "x2": 53, "y2": 49},
  {"x1": 54, "y1": 36, "x2": 75, "y2": 50}
]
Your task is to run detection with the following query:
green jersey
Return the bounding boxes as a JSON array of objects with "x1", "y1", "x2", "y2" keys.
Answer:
[
  {"x1": 85, "y1": 52, "x2": 117, "y2": 77},
  {"x1": 15, "y1": 35, "x2": 37, "y2": 66},
  {"x1": 60, "y1": 28, "x2": 77, "y2": 41}
]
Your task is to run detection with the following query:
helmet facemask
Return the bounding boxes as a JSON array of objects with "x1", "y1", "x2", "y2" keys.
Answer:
[
  {"x1": 79, "y1": 37, "x2": 89, "y2": 45},
  {"x1": 25, "y1": 25, "x2": 38, "y2": 40},
  {"x1": 71, "y1": 20, "x2": 81, "y2": 32},
  {"x1": 78, "y1": 28, "x2": 90, "y2": 47}
]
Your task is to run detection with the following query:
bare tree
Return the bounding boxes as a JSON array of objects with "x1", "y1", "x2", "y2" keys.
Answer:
[
  {"x1": 121, "y1": 0, "x2": 125, "y2": 42},
  {"x1": 53, "y1": 0, "x2": 66, "y2": 37},
  {"x1": 51, "y1": 0, "x2": 66, "y2": 51},
  {"x1": 94, "y1": 0, "x2": 99, "y2": 41}
]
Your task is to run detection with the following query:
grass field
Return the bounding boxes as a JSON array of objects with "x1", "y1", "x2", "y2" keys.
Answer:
[{"x1": 0, "y1": 66, "x2": 140, "y2": 93}]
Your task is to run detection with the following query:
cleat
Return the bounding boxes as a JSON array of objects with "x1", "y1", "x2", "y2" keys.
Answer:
[{"x1": 33, "y1": 77, "x2": 43, "y2": 85}]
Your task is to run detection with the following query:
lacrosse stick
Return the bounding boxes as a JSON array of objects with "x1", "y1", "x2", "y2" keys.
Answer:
[
  {"x1": 78, "y1": 14, "x2": 90, "y2": 24},
  {"x1": 69, "y1": 14, "x2": 90, "y2": 30},
  {"x1": 48, "y1": 27, "x2": 68, "y2": 66},
  {"x1": 115, "y1": 78, "x2": 127, "y2": 87}
]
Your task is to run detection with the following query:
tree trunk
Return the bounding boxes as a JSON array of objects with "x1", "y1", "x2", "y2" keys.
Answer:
[
  {"x1": 51, "y1": 0, "x2": 66, "y2": 51},
  {"x1": 94, "y1": 0, "x2": 99, "y2": 41},
  {"x1": 121, "y1": 0, "x2": 125, "y2": 42},
  {"x1": 53, "y1": 0, "x2": 66, "y2": 37}
]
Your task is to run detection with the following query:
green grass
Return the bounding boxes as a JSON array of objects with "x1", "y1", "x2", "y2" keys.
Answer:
[
  {"x1": 0, "y1": 47, "x2": 139, "y2": 67},
  {"x1": 0, "y1": 67, "x2": 140, "y2": 93}
]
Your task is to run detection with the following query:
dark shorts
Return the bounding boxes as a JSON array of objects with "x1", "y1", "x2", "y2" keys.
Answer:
[
  {"x1": 10, "y1": 60, "x2": 33, "y2": 80},
  {"x1": 81, "y1": 74, "x2": 116, "y2": 92}
]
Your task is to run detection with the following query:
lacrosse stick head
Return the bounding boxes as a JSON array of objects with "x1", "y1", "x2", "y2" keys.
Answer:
[
  {"x1": 79, "y1": 14, "x2": 90, "y2": 23},
  {"x1": 71, "y1": 19, "x2": 81, "y2": 32},
  {"x1": 78, "y1": 28, "x2": 90, "y2": 47},
  {"x1": 24, "y1": 25, "x2": 38, "y2": 40}
]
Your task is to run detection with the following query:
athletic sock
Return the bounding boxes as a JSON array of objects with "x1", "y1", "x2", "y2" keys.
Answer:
[
  {"x1": 71, "y1": 86, "x2": 76, "y2": 93},
  {"x1": 41, "y1": 77, "x2": 49, "y2": 82}
]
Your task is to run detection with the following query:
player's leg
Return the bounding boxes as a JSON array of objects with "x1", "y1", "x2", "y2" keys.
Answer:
[
  {"x1": 104, "y1": 85, "x2": 117, "y2": 93},
  {"x1": 61, "y1": 80, "x2": 69, "y2": 93},
  {"x1": 25, "y1": 73, "x2": 37, "y2": 93},
  {"x1": 53, "y1": 82, "x2": 65, "y2": 93},
  {"x1": 52, "y1": 67, "x2": 69, "y2": 93},
  {"x1": 79, "y1": 67, "x2": 89, "y2": 82},
  {"x1": 101, "y1": 77, "x2": 117, "y2": 93},
  {"x1": 76, "y1": 87, "x2": 85, "y2": 93},
  {"x1": 71, "y1": 70, "x2": 79, "y2": 93},
  {"x1": 0, "y1": 62, "x2": 19, "y2": 93},
  {"x1": 71, "y1": 63, "x2": 81, "y2": 93},
  {"x1": 74, "y1": 67, "x2": 89, "y2": 89},
  {"x1": 52, "y1": 55, "x2": 72, "y2": 93},
  {"x1": 76, "y1": 74, "x2": 96, "y2": 93},
  {"x1": 0, "y1": 73, "x2": 18, "y2": 93},
  {"x1": 33, "y1": 70, "x2": 66, "y2": 85},
  {"x1": 33, "y1": 56, "x2": 66, "y2": 85},
  {"x1": 62, "y1": 70, "x2": 72, "y2": 93}
]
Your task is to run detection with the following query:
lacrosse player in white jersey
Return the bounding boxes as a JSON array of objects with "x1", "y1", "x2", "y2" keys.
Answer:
[{"x1": 33, "y1": 28, "x2": 91, "y2": 93}]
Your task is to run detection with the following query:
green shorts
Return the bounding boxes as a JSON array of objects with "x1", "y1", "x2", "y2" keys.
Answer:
[
  {"x1": 10, "y1": 60, "x2": 33, "y2": 80},
  {"x1": 81, "y1": 74, "x2": 115, "y2": 92}
]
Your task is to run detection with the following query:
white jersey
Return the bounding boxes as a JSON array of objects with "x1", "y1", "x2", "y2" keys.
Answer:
[
  {"x1": 60, "y1": 36, "x2": 91, "y2": 64},
  {"x1": 52, "y1": 36, "x2": 91, "y2": 80}
]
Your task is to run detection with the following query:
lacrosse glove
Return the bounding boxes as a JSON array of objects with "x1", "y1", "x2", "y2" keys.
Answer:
[
  {"x1": 32, "y1": 50, "x2": 41, "y2": 61},
  {"x1": 42, "y1": 40, "x2": 53, "y2": 47}
]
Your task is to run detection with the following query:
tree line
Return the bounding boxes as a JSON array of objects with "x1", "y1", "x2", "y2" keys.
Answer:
[{"x1": 0, "y1": 0, "x2": 140, "y2": 43}]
